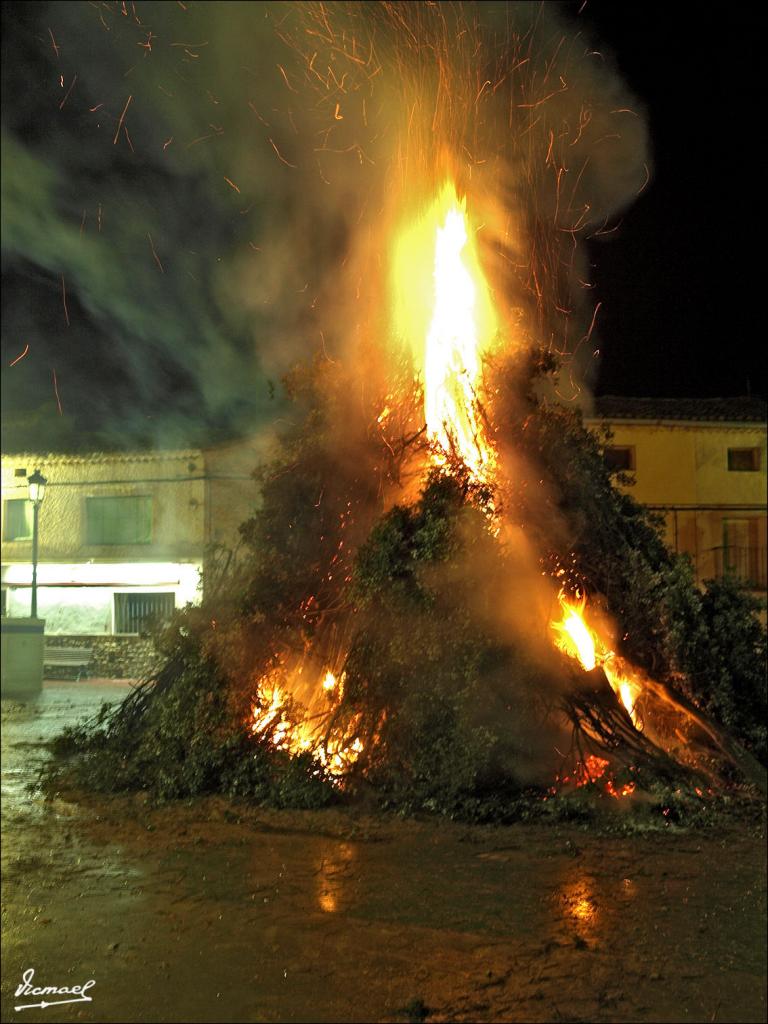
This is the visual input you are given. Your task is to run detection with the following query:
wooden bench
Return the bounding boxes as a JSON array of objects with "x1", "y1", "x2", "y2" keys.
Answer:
[{"x1": 43, "y1": 645, "x2": 93, "y2": 680}]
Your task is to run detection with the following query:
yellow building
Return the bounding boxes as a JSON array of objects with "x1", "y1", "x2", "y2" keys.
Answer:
[
  {"x1": 1, "y1": 440, "x2": 264, "y2": 638},
  {"x1": 586, "y1": 397, "x2": 767, "y2": 594}
]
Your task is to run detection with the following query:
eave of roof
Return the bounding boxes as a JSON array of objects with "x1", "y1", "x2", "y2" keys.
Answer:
[{"x1": 590, "y1": 396, "x2": 767, "y2": 424}]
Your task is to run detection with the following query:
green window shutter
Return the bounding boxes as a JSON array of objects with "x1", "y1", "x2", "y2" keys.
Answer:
[
  {"x1": 86, "y1": 496, "x2": 152, "y2": 545},
  {"x1": 3, "y1": 499, "x2": 33, "y2": 540}
]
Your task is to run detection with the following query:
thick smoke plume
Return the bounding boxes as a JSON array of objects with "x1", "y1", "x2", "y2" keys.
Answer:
[{"x1": 2, "y1": 1, "x2": 648, "y2": 448}]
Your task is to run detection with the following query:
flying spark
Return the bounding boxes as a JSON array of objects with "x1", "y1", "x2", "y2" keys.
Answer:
[{"x1": 9, "y1": 344, "x2": 30, "y2": 367}]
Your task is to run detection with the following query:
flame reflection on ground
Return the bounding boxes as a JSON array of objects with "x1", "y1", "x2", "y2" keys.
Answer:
[
  {"x1": 560, "y1": 875, "x2": 599, "y2": 933},
  {"x1": 315, "y1": 841, "x2": 357, "y2": 914}
]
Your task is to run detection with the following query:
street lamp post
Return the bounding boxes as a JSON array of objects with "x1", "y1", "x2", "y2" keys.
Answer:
[{"x1": 27, "y1": 469, "x2": 47, "y2": 620}]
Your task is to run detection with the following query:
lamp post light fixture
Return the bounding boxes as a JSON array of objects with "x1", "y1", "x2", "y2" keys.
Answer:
[{"x1": 27, "y1": 469, "x2": 47, "y2": 619}]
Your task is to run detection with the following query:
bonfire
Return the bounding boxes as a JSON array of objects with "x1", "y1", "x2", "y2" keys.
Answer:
[
  {"x1": 236, "y1": 180, "x2": 761, "y2": 806},
  {"x1": 54, "y1": 3, "x2": 766, "y2": 820}
]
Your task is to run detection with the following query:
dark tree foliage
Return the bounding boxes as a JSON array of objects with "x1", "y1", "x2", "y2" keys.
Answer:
[
  {"x1": 343, "y1": 469, "x2": 563, "y2": 816},
  {"x1": 495, "y1": 352, "x2": 767, "y2": 764},
  {"x1": 50, "y1": 355, "x2": 401, "y2": 804},
  {"x1": 51, "y1": 606, "x2": 336, "y2": 807},
  {"x1": 54, "y1": 371, "x2": 350, "y2": 802},
  {"x1": 516, "y1": 399, "x2": 700, "y2": 673},
  {"x1": 683, "y1": 579, "x2": 767, "y2": 763}
]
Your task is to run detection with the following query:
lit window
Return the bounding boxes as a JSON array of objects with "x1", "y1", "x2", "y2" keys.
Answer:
[
  {"x1": 3, "y1": 499, "x2": 33, "y2": 541},
  {"x1": 114, "y1": 592, "x2": 175, "y2": 634},
  {"x1": 603, "y1": 446, "x2": 635, "y2": 472},
  {"x1": 727, "y1": 448, "x2": 760, "y2": 472},
  {"x1": 86, "y1": 496, "x2": 152, "y2": 545}
]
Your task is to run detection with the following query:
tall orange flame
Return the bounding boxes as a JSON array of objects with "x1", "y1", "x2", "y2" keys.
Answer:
[{"x1": 392, "y1": 181, "x2": 497, "y2": 481}]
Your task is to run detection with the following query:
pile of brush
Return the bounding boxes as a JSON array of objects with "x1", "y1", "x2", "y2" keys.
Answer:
[{"x1": 50, "y1": 356, "x2": 767, "y2": 822}]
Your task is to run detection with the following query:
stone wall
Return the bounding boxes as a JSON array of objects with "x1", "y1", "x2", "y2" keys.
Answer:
[{"x1": 43, "y1": 634, "x2": 161, "y2": 680}]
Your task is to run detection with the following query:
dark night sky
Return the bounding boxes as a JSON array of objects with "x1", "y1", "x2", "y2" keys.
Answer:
[
  {"x1": 578, "y1": 1, "x2": 764, "y2": 399},
  {"x1": 1, "y1": 2, "x2": 764, "y2": 453}
]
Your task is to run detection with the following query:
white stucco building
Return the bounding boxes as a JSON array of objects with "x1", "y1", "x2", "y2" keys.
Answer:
[{"x1": 1, "y1": 439, "x2": 264, "y2": 636}]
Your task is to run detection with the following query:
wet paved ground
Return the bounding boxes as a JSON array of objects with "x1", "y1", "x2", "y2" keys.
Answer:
[{"x1": 2, "y1": 681, "x2": 766, "y2": 1023}]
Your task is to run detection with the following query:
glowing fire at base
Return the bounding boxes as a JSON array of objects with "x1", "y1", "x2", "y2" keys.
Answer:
[
  {"x1": 250, "y1": 667, "x2": 363, "y2": 779},
  {"x1": 550, "y1": 754, "x2": 637, "y2": 800},
  {"x1": 392, "y1": 182, "x2": 498, "y2": 483}
]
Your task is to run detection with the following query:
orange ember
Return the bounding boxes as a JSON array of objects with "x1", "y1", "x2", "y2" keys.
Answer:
[
  {"x1": 552, "y1": 755, "x2": 636, "y2": 800},
  {"x1": 576, "y1": 754, "x2": 609, "y2": 785}
]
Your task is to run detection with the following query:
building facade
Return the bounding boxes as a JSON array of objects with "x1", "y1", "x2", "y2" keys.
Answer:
[
  {"x1": 586, "y1": 397, "x2": 767, "y2": 594},
  {"x1": 1, "y1": 440, "x2": 264, "y2": 639}
]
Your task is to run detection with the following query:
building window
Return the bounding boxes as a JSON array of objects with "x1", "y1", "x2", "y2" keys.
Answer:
[
  {"x1": 114, "y1": 592, "x2": 175, "y2": 634},
  {"x1": 86, "y1": 496, "x2": 152, "y2": 545},
  {"x1": 603, "y1": 446, "x2": 635, "y2": 472},
  {"x1": 727, "y1": 448, "x2": 760, "y2": 472},
  {"x1": 3, "y1": 499, "x2": 33, "y2": 541}
]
